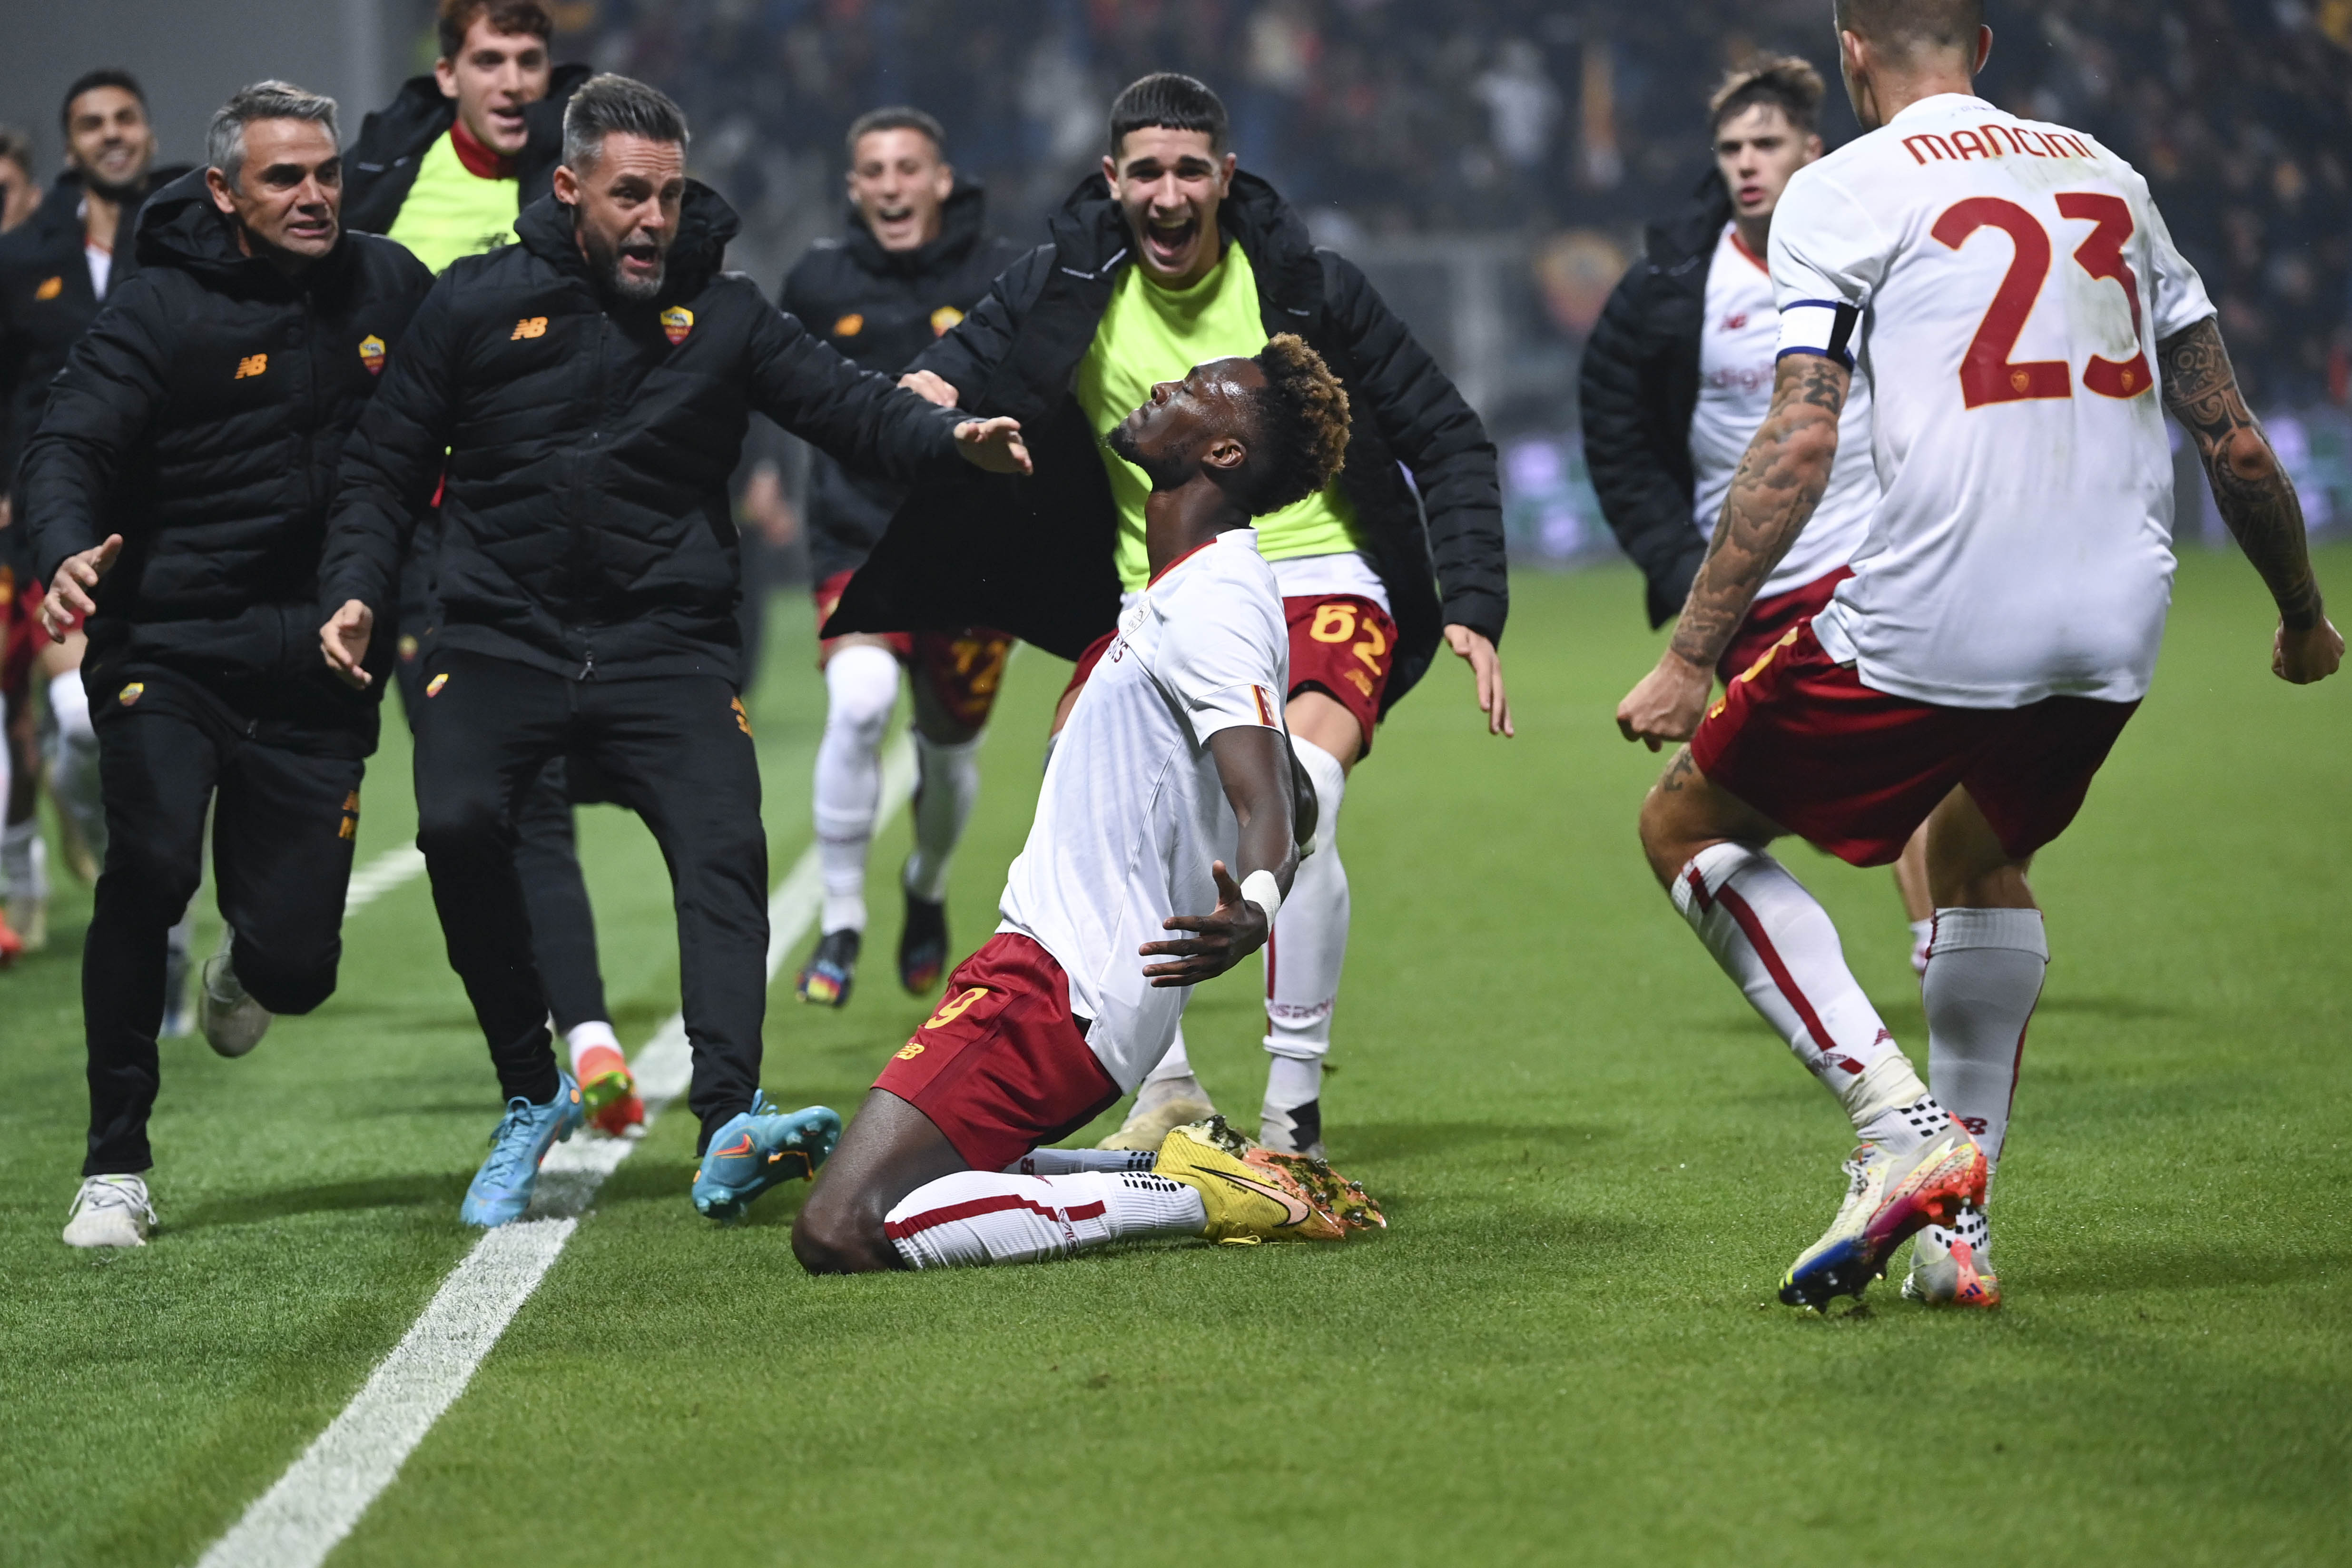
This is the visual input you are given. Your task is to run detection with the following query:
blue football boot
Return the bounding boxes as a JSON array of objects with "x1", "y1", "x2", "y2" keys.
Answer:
[
  {"x1": 691, "y1": 1093, "x2": 844, "y2": 1222},
  {"x1": 460, "y1": 1074, "x2": 586, "y2": 1227}
]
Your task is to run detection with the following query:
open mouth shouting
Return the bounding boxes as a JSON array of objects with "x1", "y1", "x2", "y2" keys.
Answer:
[{"x1": 1141, "y1": 209, "x2": 1201, "y2": 274}]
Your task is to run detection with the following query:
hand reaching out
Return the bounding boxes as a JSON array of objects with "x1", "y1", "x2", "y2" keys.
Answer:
[
  {"x1": 954, "y1": 416, "x2": 1032, "y2": 476},
  {"x1": 1139, "y1": 860, "x2": 1270, "y2": 988},
  {"x1": 39, "y1": 534, "x2": 121, "y2": 641},
  {"x1": 320, "y1": 598, "x2": 376, "y2": 689}
]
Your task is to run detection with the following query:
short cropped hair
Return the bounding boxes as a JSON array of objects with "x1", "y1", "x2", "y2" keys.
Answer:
[
  {"x1": 1108, "y1": 72, "x2": 1228, "y2": 159},
  {"x1": 1833, "y1": 0, "x2": 1985, "y2": 59},
  {"x1": 846, "y1": 106, "x2": 946, "y2": 163},
  {"x1": 1240, "y1": 335, "x2": 1350, "y2": 516},
  {"x1": 438, "y1": 0, "x2": 554, "y2": 62},
  {"x1": 61, "y1": 69, "x2": 145, "y2": 135},
  {"x1": 207, "y1": 81, "x2": 339, "y2": 192},
  {"x1": 561, "y1": 74, "x2": 689, "y2": 172},
  {"x1": 0, "y1": 127, "x2": 35, "y2": 178},
  {"x1": 1709, "y1": 55, "x2": 1826, "y2": 134}
]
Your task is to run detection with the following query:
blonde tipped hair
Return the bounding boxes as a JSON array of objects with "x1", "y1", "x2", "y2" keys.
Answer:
[
  {"x1": 1243, "y1": 334, "x2": 1351, "y2": 516},
  {"x1": 1708, "y1": 55, "x2": 1826, "y2": 133}
]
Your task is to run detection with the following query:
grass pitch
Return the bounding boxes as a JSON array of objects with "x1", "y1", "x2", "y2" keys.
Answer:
[{"x1": 3, "y1": 546, "x2": 2348, "y2": 1566}]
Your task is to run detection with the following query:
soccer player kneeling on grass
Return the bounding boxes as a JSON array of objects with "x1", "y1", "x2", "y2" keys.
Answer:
[
  {"x1": 793, "y1": 337, "x2": 1385, "y2": 1272},
  {"x1": 1615, "y1": 0, "x2": 2340, "y2": 1311}
]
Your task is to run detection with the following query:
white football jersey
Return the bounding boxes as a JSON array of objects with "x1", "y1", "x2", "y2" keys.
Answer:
[
  {"x1": 998, "y1": 527, "x2": 1290, "y2": 1090},
  {"x1": 1690, "y1": 222, "x2": 1880, "y2": 599},
  {"x1": 1771, "y1": 94, "x2": 2214, "y2": 707}
]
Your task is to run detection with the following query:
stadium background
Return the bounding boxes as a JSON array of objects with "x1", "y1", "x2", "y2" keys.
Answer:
[{"x1": 3, "y1": 0, "x2": 2346, "y2": 571}]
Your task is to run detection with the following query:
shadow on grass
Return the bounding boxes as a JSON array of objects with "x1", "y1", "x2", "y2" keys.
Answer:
[
  {"x1": 1337, "y1": 1121, "x2": 1617, "y2": 1162},
  {"x1": 2035, "y1": 993, "x2": 2189, "y2": 1022},
  {"x1": 176, "y1": 1172, "x2": 466, "y2": 1230},
  {"x1": 2025, "y1": 1243, "x2": 2349, "y2": 1298}
]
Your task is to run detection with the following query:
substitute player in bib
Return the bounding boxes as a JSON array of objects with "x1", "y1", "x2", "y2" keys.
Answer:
[
  {"x1": 792, "y1": 338, "x2": 1383, "y2": 1273},
  {"x1": 1617, "y1": 0, "x2": 2340, "y2": 1311}
]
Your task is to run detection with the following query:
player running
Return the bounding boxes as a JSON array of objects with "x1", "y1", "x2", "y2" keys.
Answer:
[
  {"x1": 1615, "y1": 0, "x2": 2340, "y2": 1310},
  {"x1": 793, "y1": 338, "x2": 1383, "y2": 1272},
  {"x1": 780, "y1": 106, "x2": 1023, "y2": 1008}
]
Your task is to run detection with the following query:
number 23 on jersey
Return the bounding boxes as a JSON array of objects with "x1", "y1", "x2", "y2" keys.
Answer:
[{"x1": 1937, "y1": 190, "x2": 2152, "y2": 409}]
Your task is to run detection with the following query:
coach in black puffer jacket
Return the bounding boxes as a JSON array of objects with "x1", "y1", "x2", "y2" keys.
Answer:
[
  {"x1": 828, "y1": 168, "x2": 1504, "y2": 712},
  {"x1": 1576, "y1": 170, "x2": 1732, "y2": 629},
  {"x1": 25, "y1": 169, "x2": 432, "y2": 750},
  {"x1": 319, "y1": 181, "x2": 966, "y2": 686}
]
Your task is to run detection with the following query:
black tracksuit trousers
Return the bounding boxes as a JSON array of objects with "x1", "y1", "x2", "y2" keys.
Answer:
[
  {"x1": 83, "y1": 673, "x2": 363, "y2": 1175},
  {"x1": 411, "y1": 648, "x2": 766, "y2": 1148}
]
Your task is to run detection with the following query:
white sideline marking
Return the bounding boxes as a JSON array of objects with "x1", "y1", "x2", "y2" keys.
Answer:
[
  {"x1": 342, "y1": 847, "x2": 426, "y2": 917},
  {"x1": 197, "y1": 735, "x2": 915, "y2": 1568}
]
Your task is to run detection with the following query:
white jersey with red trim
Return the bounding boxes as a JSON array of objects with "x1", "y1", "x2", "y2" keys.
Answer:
[
  {"x1": 999, "y1": 527, "x2": 1289, "y2": 1090},
  {"x1": 1690, "y1": 221, "x2": 1880, "y2": 599},
  {"x1": 1770, "y1": 93, "x2": 2215, "y2": 708}
]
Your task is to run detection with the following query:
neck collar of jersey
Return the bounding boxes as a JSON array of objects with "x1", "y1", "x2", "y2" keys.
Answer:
[
  {"x1": 1147, "y1": 525, "x2": 1257, "y2": 587},
  {"x1": 1887, "y1": 93, "x2": 1994, "y2": 126},
  {"x1": 449, "y1": 114, "x2": 517, "y2": 180}
]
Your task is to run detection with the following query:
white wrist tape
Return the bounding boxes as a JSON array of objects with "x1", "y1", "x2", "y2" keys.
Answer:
[{"x1": 1239, "y1": 869, "x2": 1283, "y2": 925}]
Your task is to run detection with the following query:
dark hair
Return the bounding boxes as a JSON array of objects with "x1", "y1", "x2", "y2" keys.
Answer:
[
  {"x1": 561, "y1": 74, "x2": 689, "y2": 171},
  {"x1": 439, "y1": 0, "x2": 554, "y2": 62},
  {"x1": 1108, "y1": 72, "x2": 1228, "y2": 159},
  {"x1": 846, "y1": 106, "x2": 946, "y2": 164},
  {"x1": 61, "y1": 69, "x2": 145, "y2": 135},
  {"x1": 1832, "y1": 0, "x2": 1985, "y2": 58},
  {"x1": 1709, "y1": 55, "x2": 1826, "y2": 135},
  {"x1": 0, "y1": 126, "x2": 34, "y2": 177},
  {"x1": 207, "y1": 81, "x2": 339, "y2": 192},
  {"x1": 1239, "y1": 335, "x2": 1350, "y2": 516}
]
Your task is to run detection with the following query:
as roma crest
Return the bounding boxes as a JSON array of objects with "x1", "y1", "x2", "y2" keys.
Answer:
[
  {"x1": 660, "y1": 306, "x2": 693, "y2": 346},
  {"x1": 358, "y1": 334, "x2": 386, "y2": 376},
  {"x1": 929, "y1": 305, "x2": 964, "y2": 337}
]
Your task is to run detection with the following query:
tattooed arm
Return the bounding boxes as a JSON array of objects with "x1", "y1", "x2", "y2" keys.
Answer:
[
  {"x1": 2159, "y1": 317, "x2": 2342, "y2": 684},
  {"x1": 1615, "y1": 353, "x2": 1851, "y2": 748}
]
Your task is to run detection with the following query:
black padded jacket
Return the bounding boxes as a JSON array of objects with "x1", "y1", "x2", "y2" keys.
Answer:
[
  {"x1": 778, "y1": 180, "x2": 1023, "y2": 583},
  {"x1": 342, "y1": 63, "x2": 593, "y2": 238},
  {"x1": 21, "y1": 171, "x2": 433, "y2": 752},
  {"x1": 827, "y1": 170, "x2": 1505, "y2": 714},
  {"x1": 1577, "y1": 171, "x2": 1732, "y2": 629},
  {"x1": 318, "y1": 182, "x2": 968, "y2": 686}
]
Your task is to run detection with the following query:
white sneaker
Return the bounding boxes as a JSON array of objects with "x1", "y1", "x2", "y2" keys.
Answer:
[
  {"x1": 1096, "y1": 1074, "x2": 1219, "y2": 1152},
  {"x1": 1904, "y1": 1208, "x2": 2001, "y2": 1308},
  {"x1": 199, "y1": 933, "x2": 271, "y2": 1057},
  {"x1": 63, "y1": 1174, "x2": 155, "y2": 1247}
]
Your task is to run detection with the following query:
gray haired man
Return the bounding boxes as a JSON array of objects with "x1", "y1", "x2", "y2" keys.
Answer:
[
  {"x1": 22, "y1": 82, "x2": 433, "y2": 1245},
  {"x1": 315, "y1": 76, "x2": 1030, "y2": 1229}
]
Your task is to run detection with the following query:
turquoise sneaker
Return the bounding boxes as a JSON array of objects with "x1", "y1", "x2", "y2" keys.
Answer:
[
  {"x1": 691, "y1": 1093, "x2": 843, "y2": 1222},
  {"x1": 460, "y1": 1074, "x2": 586, "y2": 1227}
]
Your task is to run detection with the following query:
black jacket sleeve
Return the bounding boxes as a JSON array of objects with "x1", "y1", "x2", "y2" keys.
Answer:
[
  {"x1": 318, "y1": 280, "x2": 459, "y2": 617},
  {"x1": 1579, "y1": 265, "x2": 1708, "y2": 628},
  {"x1": 21, "y1": 275, "x2": 173, "y2": 582},
  {"x1": 904, "y1": 245, "x2": 1052, "y2": 406},
  {"x1": 1321, "y1": 251, "x2": 1508, "y2": 645},
  {"x1": 747, "y1": 300, "x2": 964, "y2": 482}
]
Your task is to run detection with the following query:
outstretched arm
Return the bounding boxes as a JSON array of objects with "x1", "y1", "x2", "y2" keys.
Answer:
[
  {"x1": 2159, "y1": 317, "x2": 2341, "y2": 683},
  {"x1": 1139, "y1": 727, "x2": 1301, "y2": 988},
  {"x1": 1614, "y1": 352, "x2": 1849, "y2": 748}
]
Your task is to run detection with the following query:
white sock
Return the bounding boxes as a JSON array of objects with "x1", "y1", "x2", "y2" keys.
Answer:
[
  {"x1": 904, "y1": 731, "x2": 982, "y2": 903},
  {"x1": 812, "y1": 644, "x2": 899, "y2": 934},
  {"x1": 1, "y1": 819, "x2": 45, "y2": 901},
  {"x1": 1922, "y1": 907, "x2": 2047, "y2": 1175},
  {"x1": 1673, "y1": 842, "x2": 1946, "y2": 1153},
  {"x1": 1141, "y1": 1025, "x2": 1196, "y2": 1087},
  {"x1": 47, "y1": 671, "x2": 105, "y2": 859},
  {"x1": 884, "y1": 1169, "x2": 1205, "y2": 1267},
  {"x1": 565, "y1": 1019, "x2": 624, "y2": 1073},
  {"x1": 1263, "y1": 734, "x2": 1347, "y2": 1069},
  {"x1": 1908, "y1": 917, "x2": 1935, "y2": 976},
  {"x1": 1005, "y1": 1148, "x2": 1158, "y2": 1175}
]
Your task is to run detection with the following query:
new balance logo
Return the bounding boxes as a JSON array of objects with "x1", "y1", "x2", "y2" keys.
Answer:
[
  {"x1": 511, "y1": 316, "x2": 548, "y2": 340},
  {"x1": 234, "y1": 354, "x2": 268, "y2": 380}
]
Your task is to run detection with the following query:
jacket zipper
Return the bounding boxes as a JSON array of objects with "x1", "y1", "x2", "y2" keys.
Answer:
[{"x1": 575, "y1": 307, "x2": 607, "y2": 680}]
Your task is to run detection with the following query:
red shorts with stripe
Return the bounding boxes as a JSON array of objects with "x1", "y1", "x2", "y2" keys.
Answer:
[
  {"x1": 873, "y1": 932, "x2": 1121, "y2": 1171},
  {"x1": 1718, "y1": 566, "x2": 1851, "y2": 686},
  {"x1": 1690, "y1": 622, "x2": 2138, "y2": 868},
  {"x1": 1062, "y1": 592, "x2": 1399, "y2": 753},
  {"x1": 812, "y1": 570, "x2": 1014, "y2": 731},
  {"x1": 0, "y1": 568, "x2": 42, "y2": 698}
]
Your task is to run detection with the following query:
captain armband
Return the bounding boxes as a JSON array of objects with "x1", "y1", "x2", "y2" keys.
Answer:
[{"x1": 1776, "y1": 299, "x2": 1861, "y2": 370}]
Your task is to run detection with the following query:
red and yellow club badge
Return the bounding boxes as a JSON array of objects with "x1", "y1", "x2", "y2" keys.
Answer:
[
  {"x1": 358, "y1": 334, "x2": 386, "y2": 376},
  {"x1": 425, "y1": 672, "x2": 449, "y2": 698},
  {"x1": 929, "y1": 305, "x2": 964, "y2": 337},
  {"x1": 118, "y1": 682, "x2": 144, "y2": 707},
  {"x1": 660, "y1": 306, "x2": 693, "y2": 346}
]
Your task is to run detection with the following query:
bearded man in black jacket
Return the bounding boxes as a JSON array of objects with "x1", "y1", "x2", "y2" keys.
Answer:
[
  {"x1": 25, "y1": 82, "x2": 434, "y2": 1249},
  {"x1": 837, "y1": 73, "x2": 1511, "y2": 1162},
  {"x1": 779, "y1": 106, "x2": 1024, "y2": 1013},
  {"x1": 317, "y1": 75, "x2": 1032, "y2": 1231}
]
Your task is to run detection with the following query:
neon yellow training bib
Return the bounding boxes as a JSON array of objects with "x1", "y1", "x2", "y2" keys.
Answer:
[
  {"x1": 1076, "y1": 242, "x2": 1360, "y2": 592},
  {"x1": 384, "y1": 131, "x2": 521, "y2": 276}
]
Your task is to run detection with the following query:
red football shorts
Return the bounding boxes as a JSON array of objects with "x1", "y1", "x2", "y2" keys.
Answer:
[
  {"x1": 1719, "y1": 565, "x2": 1852, "y2": 686},
  {"x1": 812, "y1": 569, "x2": 1014, "y2": 732},
  {"x1": 873, "y1": 932, "x2": 1122, "y2": 1171},
  {"x1": 1, "y1": 567, "x2": 42, "y2": 697},
  {"x1": 1061, "y1": 593, "x2": 1398, "y2": 753},
  {"x1": 1690, "y1": 622, "x2": 2139, "y2": 868}
]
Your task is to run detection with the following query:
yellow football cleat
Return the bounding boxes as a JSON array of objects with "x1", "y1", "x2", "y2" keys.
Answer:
[{"x1": 1154, "y1": 1117, "x2": 1347, "y2": 1244}]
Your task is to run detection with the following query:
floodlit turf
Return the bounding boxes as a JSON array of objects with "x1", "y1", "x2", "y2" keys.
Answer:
[{"x1": 3, "y1": 549, "x2": 2349, "y2": 1566}]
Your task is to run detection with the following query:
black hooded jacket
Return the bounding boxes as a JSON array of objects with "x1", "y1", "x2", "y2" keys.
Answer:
[
  {"x1": 778, "y1": 180, "x2": 1023, "y2": 582},
  {"x1": 20, "y1": 171, "x2": 433, "y2": 752},
  {"x1": 826, "y1": 170, "x2": 1505, "y2": 713},
  {"x1": 1577, "y1": 171, "x2": 1733, "y2": 628},
  {"x1": 342, "y1": 63, "x2": 593, "y2": 238},
  {"x1": 319, "y1": 183, "x2": 968, "y2": 686},
  {"x1": 0, "y1": 167, "x2": 193, "y2": 488}
]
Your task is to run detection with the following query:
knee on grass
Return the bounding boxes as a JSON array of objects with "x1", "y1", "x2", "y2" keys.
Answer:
[{"x1": 790, "y1": 1196, "x2": 900, "y2": 1275}]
